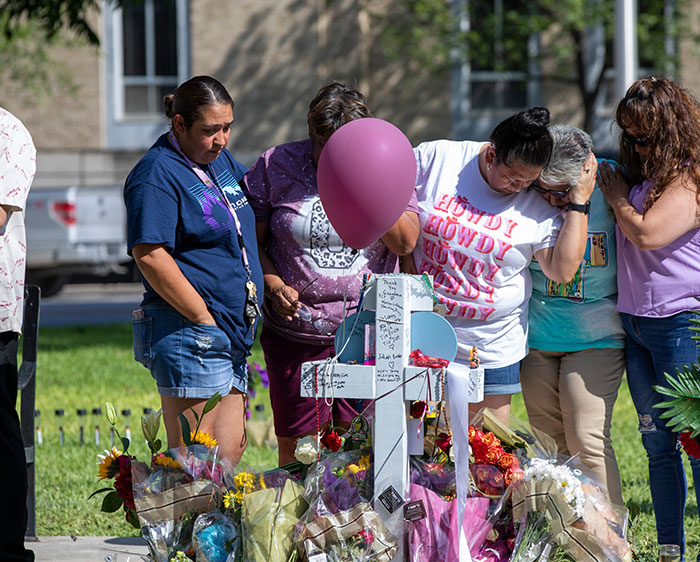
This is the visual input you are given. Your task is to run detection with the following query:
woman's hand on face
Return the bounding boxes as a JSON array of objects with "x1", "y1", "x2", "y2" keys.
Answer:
[
  {"x1": 597, "y1": 160, "x2": 631, "y2": 205},
  {"x1": 270, "y1": 285, "x2": 301, "y2": 321},
  {"x1": 568, "y1": 152, "x2": 598, "y2": 204}
]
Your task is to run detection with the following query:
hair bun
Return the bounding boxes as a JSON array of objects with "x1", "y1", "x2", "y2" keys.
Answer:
[
  {"x1": 513, "y1": 107, "x2": 550, "y2": 138},
  {"x1": 163, "y1": 94, "x2": 176, "y2": 119}
]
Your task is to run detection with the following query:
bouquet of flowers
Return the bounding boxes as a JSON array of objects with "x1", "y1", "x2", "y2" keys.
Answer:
[
  {"x1": 470, "y1": 408, "x2": 558, "y2": 463},
  {"x1": 91, "y1": 394, "x2": 233, "y2": 562},
  {"x1": 295, "y1": 447, "x2": 397, "y2": 561},
  {"x1": 510, "y1": 457, "x2": 632, "y2": 562},
  {"x1": 407, "y1": 457, "x2": 512, "y2": 561},
  {"x1": 468, "y1": 425, "x2": 524, "y2": 496},
  {"x1": 220, "y1": 468, "x2": 307, "y2": 562}
]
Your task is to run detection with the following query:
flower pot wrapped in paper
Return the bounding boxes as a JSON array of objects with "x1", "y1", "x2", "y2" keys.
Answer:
[
  {"x1": 407, "y1": 482, "x2": 495, "y2": 561},
  {"x1": 129, "y1": 442, "x2": 230, "y2": 562},
  {"x1": 131, "y1": 453, "x2": 225, "y2": 562}
]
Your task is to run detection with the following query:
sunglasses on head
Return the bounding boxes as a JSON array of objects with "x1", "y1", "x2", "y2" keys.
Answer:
[
  {"x1": 622, "y1": 131, "x2": 650, "y2": 148},
  {"x1": 530, "y1": 179, "x2": 573, "y2": 199}
]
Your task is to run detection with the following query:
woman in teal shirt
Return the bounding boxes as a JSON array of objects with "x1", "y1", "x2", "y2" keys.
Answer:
[{"x1": 520, "y1": 124, "x2": 625, "y2": 505}]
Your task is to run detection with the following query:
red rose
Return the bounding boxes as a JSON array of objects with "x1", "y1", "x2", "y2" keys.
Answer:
[
  {"x1": 321, "y1": 430, "x2": 343, "y2": 452},
  {"x1": 358, "y1": 529, "x2": 374, "y2": 544},
  {"x1": 114, "y1": 455, "x2": 135, "y2": 510},
  {"x1": 504, "y1": 467, "x2": 524, "y2": 487},
  {"x1": 436, "y1": 432, "x2": 452, "y2": 453},
  {"x1": 680, "y1": 431, "x2": 700, "y2": 460},
  {"x1": 483, "y1": 446, "x2": 503, "y2": 465},
  {"x1": 471, "y1": 440, "x2": 488, "y2": 459},
  {"x1": 410, "y1": 400, "x2": 428, "y2": 419},
  {"x1": 468, "y1": 426, "x2": 483, "y2": 444},
  {"x1": 489, "y1": 470, "x2": 505, "y2": 488},
  {"x1": 497, "y1": 453, "x2": 517, "y2": 471},
  {"x1": 481, "y1": 432, "x2": 497, "y2": 447}
]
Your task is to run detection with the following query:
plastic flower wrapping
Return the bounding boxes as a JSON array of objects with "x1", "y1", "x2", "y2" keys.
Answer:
[
  {"x1": 131, "y1": 444, "x2": 229, "y2": 562},
  {"x1": 90, "y1": 392, "x2": 633, "y2": 562},
  {"x1": 295, "y1": 447, "x2": 398, "y2": 561},
  {"x1": 510, "y1": 456, "x2": 632, "y2": 562},
  {"x1": 466, "y1": 408, "x2": 632, "y2": 562}
]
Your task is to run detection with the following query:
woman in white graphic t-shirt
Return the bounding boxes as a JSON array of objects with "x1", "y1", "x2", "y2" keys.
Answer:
[{"x1": 402, "y1": 107, "x2": 596, "y2": 424}]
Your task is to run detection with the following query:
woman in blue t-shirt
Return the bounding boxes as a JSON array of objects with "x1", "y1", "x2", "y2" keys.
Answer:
[
  {"x1": 125, "y1": 76, "x2": 263, "y2": 464},
  {"x1": 520, "y1": 125, "x2": 625, "y2": 504}
]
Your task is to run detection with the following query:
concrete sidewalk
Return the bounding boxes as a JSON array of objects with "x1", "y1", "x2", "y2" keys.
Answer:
[{"x1": 29, "y1": 536, "x2": 149, "y2": 561}]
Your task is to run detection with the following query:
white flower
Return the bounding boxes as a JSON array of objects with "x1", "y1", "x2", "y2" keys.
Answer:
[
  {"x1": 141, "y1": 408, "x2": 162, "y2": 443},
  {"x1": 295, "y1": 435, "x2": 319, "y2": 464}
]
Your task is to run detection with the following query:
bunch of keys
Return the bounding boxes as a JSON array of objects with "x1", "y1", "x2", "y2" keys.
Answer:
[{"x1": 245, "y1": 280, "x2": 261, "y2": 323}]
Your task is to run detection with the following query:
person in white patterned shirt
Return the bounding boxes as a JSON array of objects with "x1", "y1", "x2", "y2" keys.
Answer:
[{"x1": 0, "y1": 107, "x2": 36, "y2": 562}]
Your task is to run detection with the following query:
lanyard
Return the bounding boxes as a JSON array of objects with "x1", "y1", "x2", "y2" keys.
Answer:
[{"x1": 167, "y1": 130, "x2": 252, "y2": 274}]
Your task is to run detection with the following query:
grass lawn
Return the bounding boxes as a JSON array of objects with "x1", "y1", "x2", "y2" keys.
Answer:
[{"x1": 28, "y1": 324, "x2": 699, "y2": 560}]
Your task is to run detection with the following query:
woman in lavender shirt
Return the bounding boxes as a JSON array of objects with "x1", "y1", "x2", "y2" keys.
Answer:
[
  {"x1": 243, "y1": 82, "x2": 419, "y2": 465},
  {"x1": 598, "y1": 77, "x2": 700, "y2": 560}
]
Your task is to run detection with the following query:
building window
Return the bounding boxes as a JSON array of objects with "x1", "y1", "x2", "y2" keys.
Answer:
[
  {"x1": 119, "y1": 0, "x2": 181, "y2": 118},
  {"x1": 468, "y1": 0, "x2": 535, "y2": 111},
  {"x1": 104, "y1": 0, "x2": 189, "y2": 148},
  {"x1": 451, "y1": 0, "x2": 538, "y2": 139}
]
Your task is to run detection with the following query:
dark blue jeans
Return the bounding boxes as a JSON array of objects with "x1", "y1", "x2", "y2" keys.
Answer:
[{"x1": 622, "y1": 312, "x2": 700, "y2": 559}]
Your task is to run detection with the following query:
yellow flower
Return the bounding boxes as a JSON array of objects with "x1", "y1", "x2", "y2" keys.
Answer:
[
  {"x1": 222, "y1": 490, "x2": 236, "y2": 509},
  {"x1": 358, "y1": 455, "x2": 370, "y2": 471},
  {"x1": 233, "y1": 472, "x2": 255, "y2": 492},
  {"x1": 346, "y1": 464, "x2": 360, "y2": 474},
  {"x1": 188, "y1": 430, "x2": 218, "y2": 449},
  {"x1": 96, "y1": 447, "x2": 122, "y2": 479},
  {"x1": 233, "y1": 491, "x2": 244, "y2": 504},
  {"x1": 153, "y1": 454, "x2": 180, "y2": 470},
  {"x1": 259, "y1": 474, "x2": 267, "y2": 489}
]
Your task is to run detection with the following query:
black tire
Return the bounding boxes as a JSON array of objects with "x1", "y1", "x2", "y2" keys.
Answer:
[{"x1": 26, "y1": 274, "x2": 67, "y2": 298}]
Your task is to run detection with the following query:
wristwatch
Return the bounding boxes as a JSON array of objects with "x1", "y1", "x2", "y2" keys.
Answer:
[{"x1": 567, "y1": 200, "x2": 591, "y2": 217}]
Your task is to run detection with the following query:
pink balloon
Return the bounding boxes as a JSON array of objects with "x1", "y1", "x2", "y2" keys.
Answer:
[{"x1": 317, "y1": 118, "x2": 416, "y2": 249}]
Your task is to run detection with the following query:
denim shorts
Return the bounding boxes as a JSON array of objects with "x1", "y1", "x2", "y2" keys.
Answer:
[
  {"x1": 483, "y1": 362, "x2": 521, "y2": 395},
  {"x1": 132, "y1": 304, "x2": 248, "y2": 399}
]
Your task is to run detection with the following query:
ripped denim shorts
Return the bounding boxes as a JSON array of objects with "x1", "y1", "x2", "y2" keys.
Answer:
[{"x1": 132, "y1": 304, "x2": 248, "y2": 399}]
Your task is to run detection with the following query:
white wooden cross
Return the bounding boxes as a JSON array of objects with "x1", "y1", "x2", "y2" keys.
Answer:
[{"x1": 300, "y1": 273, "x2": 483, "y2": 561}]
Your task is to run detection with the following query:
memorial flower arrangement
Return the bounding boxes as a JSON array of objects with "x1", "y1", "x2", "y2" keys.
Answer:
[
  {"x1": 90, "y1": 394, "x2": 231, "y2": 561},
  {"x1": 509, "y1": 457, "x2": 632, "y2": 562},
  {"x1": 468, "y1": 425, "x2": 524, "y2": 496},
  {"x1": 295, "y1": 446, "x2": 398, "y2": 562}
]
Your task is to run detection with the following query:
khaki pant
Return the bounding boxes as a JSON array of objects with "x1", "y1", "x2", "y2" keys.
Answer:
[{"x1": 520, "y1": 347, "x2": 625, "y2": 505}]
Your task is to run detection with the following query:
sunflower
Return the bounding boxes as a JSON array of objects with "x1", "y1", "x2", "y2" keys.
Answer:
[
  {"x1": 96, "y1": 447, "x2": 123, "y2": 480},
  {"x1": 152, "y1": 453, "x2": 181, "y2": 470},
  {"x1": 187, "y1": 430, "x2": 218, "y2": 449}
]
